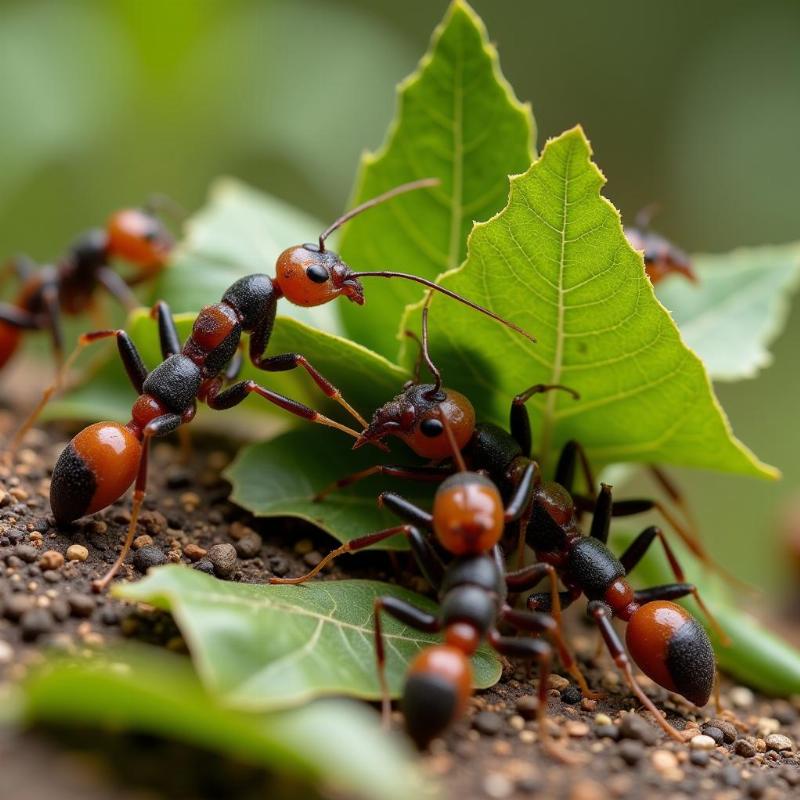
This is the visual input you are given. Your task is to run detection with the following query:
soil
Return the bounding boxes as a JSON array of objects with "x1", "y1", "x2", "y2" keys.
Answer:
[{"x1": 1, "y1": 408, "x2": 799, "y2": 800}]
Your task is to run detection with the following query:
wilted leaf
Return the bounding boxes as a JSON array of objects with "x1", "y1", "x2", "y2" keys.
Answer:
[
  {"x1": 226, "y1": 427, "x2": 436, "y2": 548},
  {"x1": 339, "y1": 0, "x2": 535, "y2": 357},
  {"x1": 21, "y1": 646, "x2": 427, "y2": 800},
  {"x1": 117, "y1": 566, "x2": 501, "y2": 708},
  {"x1": 403, "y1": 127, "x2": 775, "y2": 479},
  {"x1": 657, "y1": 243, "x2": 800, "y2": 381}
]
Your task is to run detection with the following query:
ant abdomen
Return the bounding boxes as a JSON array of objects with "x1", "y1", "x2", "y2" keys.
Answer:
[
  {"x1": 0, "y1": 323, "x2": 23, "y2": 370},
  {"x1": 403, "y1": 644, "x2": 472, "y2": 748},
  {"x1": 50, "y1": 422, "x2": 141, "y2": 524},
  {"x1": 625, "y1": 600, "x2": 714, "y2": 706}
]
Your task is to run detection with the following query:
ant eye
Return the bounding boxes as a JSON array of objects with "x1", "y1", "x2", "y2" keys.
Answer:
[
  {"x1": 306, "y1": 264, "x2": 329, "y2": 283},
  {"x1": 420, "y1": 418, "x2": 443, "y2": 438}
]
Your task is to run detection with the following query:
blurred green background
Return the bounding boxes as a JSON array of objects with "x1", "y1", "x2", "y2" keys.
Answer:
[{"x1": 0, "y1": 0, "x2": 798, "y2": 591}]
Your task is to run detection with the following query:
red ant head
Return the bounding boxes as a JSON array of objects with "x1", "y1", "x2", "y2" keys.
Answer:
[
  {"x1": 625, "y1": 600, "x2": 714, "y2": 706},
  {"x1": 355, "y1": 384, "x2": 475, "y2": 459},
  {"x1": 432, "y1": 472, "x2": 504, "y2": 555},
  {"x1": 275, "y1": 245, "x2": 364, "y2": 307},
  {"x1": 106, "y1": 209, "x2": 173, "y2": 271},
  {"x1": 625, "y1": 227, "x2": 697, "y2": 285}
]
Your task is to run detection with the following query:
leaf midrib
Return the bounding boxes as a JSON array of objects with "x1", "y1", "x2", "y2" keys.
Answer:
[{"x1": 447, "y1": 23, "x2": 464, "y2": 271}]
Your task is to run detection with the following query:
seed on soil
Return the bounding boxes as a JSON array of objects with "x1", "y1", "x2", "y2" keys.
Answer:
[
  {"x1": 183, "y1": 543, "x2": 207, "y2": 561},
  {"x1": 546, "y1": 674, "x2": 570, "y2": 692},
  {"x1": 690, "y1": 734, "x2": 716, "y2": 751},
  {"x1": 67, "y1": 593, "x2": 96, "y2": 618},
  {"x1": 234, "y1": 532, "x2": 261, "y2": 559},
  {"x1": 735, "y1": 738, "x2": 757, "y2": 758},
  {"x1": 594, "y1": 713, "x2": 612, "y2": 726},
  {"x1": 473, "y1": 711, "x2": 503, "y2": 736},
  {"x1": 618, "y1": 713, "x2": 658, "y2": 745},
  {"x1": 207, "y1": 543, "x2": 237, "y2": 578},
  {"x1": 705, "y1": 718, "x2": 737, "y2": 743},
  {"x1": 700, "y1": 725, "x2": 724, "y2": 746},
  {"x1": 561, "y1": 685, "x2": 581, "y2": 705},
  {"x1": 133, "y1": 546, "x2": 168, "y2": 574},
  {"x1": 38, "y1": 550, "x2": 63, "y2": 570},
  {"x1": 765, "y1": 733, "x2": 793, "y2": 752},
  {"x1": 65, "y1": 544, "x2": 88, "y2": 562},
  {"x1": 132, "y1": 534, "x2": 154, "y2": 550},
  {"x1": 20, "y1": 608, "x2": 54, "y2": 641},
  {"x1": 194, "y1": 558, "x2": 215, "y2": 575}
]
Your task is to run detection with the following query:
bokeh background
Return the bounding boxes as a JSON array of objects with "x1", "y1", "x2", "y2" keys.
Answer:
[{"x1": 0, "y1": 0, "x2": 798, "y2": 591}]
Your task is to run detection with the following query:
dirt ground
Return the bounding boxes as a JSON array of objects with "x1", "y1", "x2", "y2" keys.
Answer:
[{"x1": 1, "y1": 407, "x2": 799, "y2": 800}]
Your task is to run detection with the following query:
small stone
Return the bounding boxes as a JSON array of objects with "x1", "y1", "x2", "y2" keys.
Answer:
[
  {"x1": 594, "y1": 724, "x2": 619, "y2": 740},
  {"x1": 9, "y1": 487, "x2": 28, "y2": 502},
  {"x1": 546, "y1": 674, "x2": 570, "y2": 692},
  {"x1": 20, "y1": 608, "x2": 54, "y2": 641},
  {"x1": 66, "y1": 544, "x2": 88, "y2": 562},
  {"x1": 0, "y1": 640, "x2": 13, "y2": 664},
  {"x1": 704, "y1": 719, "x2": 736, "y2": 743},
  {"x1": 689, "y1": 750, "x2": 709, "y2": 767},
  {"x1": 730, "y1": 686, "x2": 754, "y2": 708},
  {"x1": 234, "y1": 532, "x2": 261, "y2": 559},
  {"x1": 734, "y1": 738, "x2": 757, "y2": 758},
  {"x1": 566, "y1": 721, "x2": 589, "y2": 738},
  {"x1": 4, "y1": 593, "x2": 33, "y2": 621},
  {"x1": 594, "y1": 713, "x2": 612, "y2": 726},
  {"x1": 508, "y1": 715, "x2": 525, "y2": 732},
  {"x1": 765, "y1": 733, "x2": 793, "y2": 752},
  {"x1": 482, "y1": 773, "x2": 513, "y2": 799},
  {"x1": 207, "y1": 543, "x2": 237, "y2": 578},
  {"x1": 183, "y1": 543, "x2": 207, "y2": 562},
  {"x1": 651, "y1": 749, "x2": 679, "y2": 773},
  {"x1": 294, "y1": 538, "x2": 313, "y2": 556},
  {"x1": 690, "y1": 734, "x2": 716, "y2": 751},
  {"x1": 132, "y1": 534, "x2": 154, "y2": 550},
  {"x1": 42, "y1": 570, "x2": 60, "y2": 583},
  {"x1": 14, "y1": 544, "x2": 37, "y2": 563},
  {"x1": 50, "y1": 598, "x2": 69, "y2": 621},
  {"x1": 618, "y1": 713, "x2": 658, "y2": 745},
  {"x1": 473, "y1": 711, "x2": 503, "y2": 736},
  {"x1": 745, "y1": 774, "x2": 767, "y2": 798},
  {"x1": 516, "y1": 696, "x2": 539, "y2": 720},
  {"x1": 580, "y1": 698, "x2": 597, "y2": 712},
  {"x1": 568, "y1": 779, "x2": 604, "y2": 800},
  {"x1": 194, "y1": 558, "x2": 215, "y2": 575},
  {"x1": 303, "y1": 550, "x2": 322, "y2": 568},
  {"x1": 561, "y1": 685, "x2": 582, "y2": 705},
  {"x1": 180, "y1": 491, "x2": 201, "y2": 509},
  {"x1": 756, "y1": 716, "x2": 780, "y2": 736},
  {"x1": 778, "y1": 766, "x2": 800, "y2": 786},
  {"x1": 38, "y1": 550, "x2": 64, "y2": 570},
  {"x1": 618, "y1": 740, "x2": 644, "y2": 765},
  {"x1": 67, "y1": 593, "x2": 95, "y2": 618},
  {"x1": 719, "y1": 765, "x2": 741, "y2": 787},
  {"x1": 133, "y1": 546, "x2": 167, "y2": 574}
]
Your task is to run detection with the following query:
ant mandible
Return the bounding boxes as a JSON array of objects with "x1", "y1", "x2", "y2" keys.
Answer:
[
  {"x1": 0, "y1": 203, "x2": 174, "y2": 373},
  {"x1": 624, "y1": 206, "x2": 697, "y2": 285},
  {"x1": 271, "y1": 415, "x2": 593, "y2": 760},
  {"x1": 38, "y1": 179, "x2": 535, "y2": 593}
]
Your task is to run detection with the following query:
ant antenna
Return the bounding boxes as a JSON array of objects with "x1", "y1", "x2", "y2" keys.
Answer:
[
  {"x1": 419, "y1": 291, "x2": 443, "y2": 399},
  {"x1": 438, "y1": 409, "x2": 467, "y2": 473},
  {"x1": 144, "y1": 194, "x2": 188, "y2": 224},
  {"x1": 318, "y1": 178, "x2": 440, "y2": 251},
  {"x1": 349, "y1": 270, "x2": 537, "y2": 345}
]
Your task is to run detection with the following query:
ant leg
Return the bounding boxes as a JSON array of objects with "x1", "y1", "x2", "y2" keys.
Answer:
[
  {"x1": 554, "y1": 439, "x2": 595, "y2": 495},
  {"x1": 506, "y1": 561, "x2": 566, "y2": 625},
  {"x1": 621, "y1": 526, "x2": 730, "y2": 645},
  {"x1": 588, "y1": 483, "x2": 613, "y2": 544},
  {"x1": 205, "y1": 379, "x2": 364, "y2": 442},
  {"x1": 510, "y1": 385, "x2": 580, "y2": 458},
  {"x1": 150, "y1": 300, "x2": 181, "y2": 358},
  {"x1": 92, "y1": 412, "x2": 181, "y2": 593},
  {"x1": 378, "y1": 491, "x2": 434, "y2": 529},
  {"x1": 314, "y1": 463, "x2": 452, "y2": 502},
  {"x1": 224, "y1": 348, "x2": 243, "y2": 384},
  {"x1": 5, "y1": 329, "x2": 147, "y2": 460},
  {"x1": 587, "y1": 600, "x2": 682, "y2": 741},
  {"x1": 374, "y1": 596, "x2": 441, "y2": 727},
  {"x1": 0, "y1": 303, "x2": 41, "y2": 329},
  {"x1": 40, "y1": 282, "x2": 64, "y2": 370},
  {"x1": 0, "y1": 254, "x2": 37, "y2": 283},
  {"x1": 248, "y1": 321, "x2": 367, "y2": 428},
  {"x1": 97, "y1": 267, "x2": 140, "y2": 312},
  {"x1": 648, "y1": 465, "x2": 700, "y2": 542},
  {"x1": 504, "y1": 462, "x2": 538, "y2": 523}
]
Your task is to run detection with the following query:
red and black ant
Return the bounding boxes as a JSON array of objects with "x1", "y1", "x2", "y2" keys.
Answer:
[
  {"x1": 30, "y1": 179, "x2": 535, "y2": 593},
  {"x1": 271, "y1": 416, "x2": 592, "y2": 759},
  {"x1": 0, "y1": 204, "x2": 174, "y2": 373},
  {"x1": 624, "y1": 207, "x2": 697, "y2": 286}
]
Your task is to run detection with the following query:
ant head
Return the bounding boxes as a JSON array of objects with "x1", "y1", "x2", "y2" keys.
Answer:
[
  {"x1": 355, "y1": 383, "x2": 475, "y2": 459},
  {"x1": 625, "y1": 600, "x2": 714, "y2": 706},
  {"x1": 274, "y1": 245, "x2": 364, "y2": 307},
  {"x1": 106, "y1": 208, "x2": 173, "y2": 270},
  {"x1": 432, "y1": 472, "x2": 504, "y2": 555}
]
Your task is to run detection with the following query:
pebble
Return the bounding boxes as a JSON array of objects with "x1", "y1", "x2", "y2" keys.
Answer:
[
  {"x1": 194, "y1": 558, "x2": 215, "y2": 575},
  {"x1": 66, "y1": 544, "x2": 88, "y2": 562},
  {"x1": 594, "y1": 713, "x2": 612, "y2": 726},
  {"x1": 705, "y1": 718, "x2": 737, "y2": 744},
  {"x1": 700, "y1": 725, "x2": 724, "y2": 746},
  {"x1": 0, "y1": 640, "x2": 13, "y2": 664},
  {"x1": 515, "y1": 696, "x2": 539, "y2": 720},
  {"x1": 689, "y1": 750, "x2": 709, "y2": 767},
  {"x1": 50, "y1": 598, "x2": 69, "y2": 621},
  {"x1": 42, "y1": 570, "x2": 60, "y2": 583},
  {"x1": 618, "y1": 740, "x2": 643, "y2": 765},
  {"x1": 561, "y1": 685, "x2": 582, "y2": 705},
  {"x1": 735, "y1": 738, "x2": 757, "y2": 758},
  {"x1": 568, "y1": 779, "x2": 604, "y2": 800},
  {"x1": 183, "y1": 543, "x2": 207, "y2": 562},
  {"x1": 482, "y1": 773, "x2": 513, "y2": 799},
  {"x1": 67, "y1": 593, "x2": 96, "y2": 618},
  {"x1": 14, "y1": 544, "x2": 37, "y2": 563},
  {"x1": 745, "y1": 774, "x2": 767, "y2": 798},
  {"x1": 547, "y1": 674, "x2": 570, "y2": 692},
  {"x1": 690, "y1": 734, "x2": 716, "y2": 751},
  {"x1": 594, "y1": 725, "x2": 619, "y2": 740},
  {"x1": 765, "y1": 733, "x2": 793, "y2": 752},
  {"x1": 756, "y1": 717, "x2": 780, "y2": 736},
  {"x1": 132, "y1": 534, "x2": 154, "y2": 550},
  {"x1": 473, "y1": 711, "x2": 503, "y2": 736},
  {"x1": 234, "y1": 532, "x2": 261, "y2": 559},
  {"x1": 618, "y1": 713, "x2": 658, "y2": 745},
  {"x1": 207, "y1": 543, "x2": 237, "y2": 578},
  {"x1": 651, "y1": 749, "x2": 679, "y2": 772},
  {"x1": 38, "y1": 550, "x2": 64, "y2": 570},
  {"x1": 778, "y1": 766, "x2": 800, "y2": 786},
  {"x1": 133, "y1": 546, "x2": 167, "y2": 574},
  {"x1": 566, "y1": 721, "x2": 589, "y2": 738},
  {"x1": 4, "y1": 593, "x2": 33, "y2": 621},
  {"x1": 20, "y1": 608, "x2": 54, "y2": 641},
  {"x1": 730, "y1": 686, "x2": 755, "y2": 708},
  {"x1": 719, "y1": 765, "x2": 741, "y2": 787}
]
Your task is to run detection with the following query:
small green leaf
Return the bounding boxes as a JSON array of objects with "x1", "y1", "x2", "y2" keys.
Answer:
[
  {"x1": 403, "y1": 127, "x2": 776, "y2": 479},
  {"x1": 21, "y1": 646, "x2": 427, "y2": 800},
  {"x1": 613, "y1": 530, "x2": 800, "y2": 696},
  {"x1": 339, "y1": 0, "x2": 535, "y2": 357},
  {"x1": 657, "y1": 243, "x2": 800, "y2": 381},
  {"x1": 116, "y1": 566, "x2": 501, "y2": 708},
  {"x1": 226, "y1": 427, "x2": 436, "y2": 548}
]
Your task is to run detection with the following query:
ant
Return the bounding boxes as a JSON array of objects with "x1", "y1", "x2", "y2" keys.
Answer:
[
  {"x1": 624, "y1": 207, "x2": 697, "y2": 285},
  {"x1": 0, "y1": 203, "x2": 174, "y2": 373},
  {"x1": 271, "y1": 415, "x2": 593, "y2": 759},
  {"x1": 31, "y1": 179, "x2": 535, "y2": 593}
]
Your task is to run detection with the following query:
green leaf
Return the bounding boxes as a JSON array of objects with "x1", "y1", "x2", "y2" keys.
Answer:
[
  {"x1": 226, "y1": 427, "x2": 436, "y2": 548},
  {"x1": 338, "y1": 0, "x2": 535, "y2": 357},
  {"x1": 657, "y1": 243, "x2": 800, "y2": 382},
  {"x1": 20, "y1": 646, "x2": 427, "y2": 800},
  {"x1": 612, "y1": 530, "x2": 800, "y2": 696},
  {"x1": 403, "y1": 127, "x2": 776, "y2": 479},
  {"x1": 116, "y1": 566, "x2": 501, "y2": 708}
]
